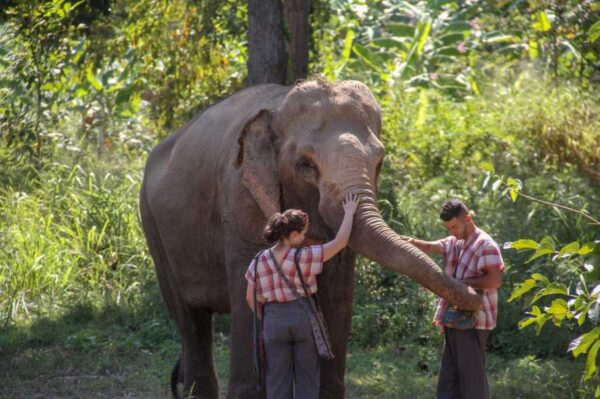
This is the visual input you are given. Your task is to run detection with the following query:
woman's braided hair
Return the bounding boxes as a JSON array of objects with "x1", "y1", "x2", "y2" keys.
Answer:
[{"x1": 264, "y1": 209, "x2": 308, "y2": 244}]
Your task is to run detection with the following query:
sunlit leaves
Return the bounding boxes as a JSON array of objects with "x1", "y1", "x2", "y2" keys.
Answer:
[
  {"x1": 491, "y1": 167, "x2": 600, "y2": 385},
  {"x1": 482, "y1": 34, "x2": 519, "y2": 44},
  {"x1": 518, "y1": 305, "x2": 551, "y2": 334},
  {"x1": 508, "y1": 276, "x2": 538, "y2": 302},
  {"x1": 532, "y1": 11, "x2": 551, "y2": 32},
  {"x1": 1, "y1": 0, "x2": 84, "y2": 161},
  {"x1": 590, "y1": 21, "x2": 600, "y2": 44},
  {"x1": 86, "y1": 64, "x2": 104, "y2": 91},
  {"x1": 509, "y1": 239, "x2": 539, "y2": 251},
  {"x1": 569, "y1": 328, "x2": 600, "y2": 382},
  {"x1": 503, "y1": 210, "x2": 600, "y2": 383},
  {"x1": 570, "y1": 328, "x2": 600, "y2": 357},
  {"x1": 505, "y1": 236, "x2": 597, "y2": 265},
  {"x1": 580, "y1": 244, "x2": 597, "y2": 256},
  {"x1": 546, "y1": 298, "x2": 571, "y2": 327},
  {"x1": 353, "y1": 43, "x2": 385, "y2": 72},
  {"x1": 341, "y1": 29, "x2": 355, "y2": 61},
  {"x1": 586, "y1": 340, "x2": 600, "y2": 380}
]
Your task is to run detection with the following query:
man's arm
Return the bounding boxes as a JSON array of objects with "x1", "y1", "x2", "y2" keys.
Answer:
[
  {"x1": 401, "y1": 236, "x2": 444, "y2": 255},
  {"x1": 462, "y1": 266, "x2": 502, "y2": 289},
  {"x1": 463, "y1": 241, "x2": 504, "y2": 289}
]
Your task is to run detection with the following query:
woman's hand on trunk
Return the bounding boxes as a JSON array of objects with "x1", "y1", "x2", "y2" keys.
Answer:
[
  {"x1": 323, "y1": 192, "x2": 360, "y2": 262},
  {"x1": 342, "y1": 192, "x2": 359, "y2": 215}
]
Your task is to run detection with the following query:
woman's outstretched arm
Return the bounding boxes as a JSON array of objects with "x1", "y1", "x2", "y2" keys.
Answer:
[{"x1": 322, "y1": 192, "x2": 359, "y2": 262}]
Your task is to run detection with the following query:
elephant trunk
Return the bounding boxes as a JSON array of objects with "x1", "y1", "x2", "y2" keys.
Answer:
[{"x1": 348, "y1": 189, "x2": 482, "y2": 311}]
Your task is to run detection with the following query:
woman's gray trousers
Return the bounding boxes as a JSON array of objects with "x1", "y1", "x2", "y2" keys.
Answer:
[{"x1": 263, "y1": 298, "x2": 320, "y2": 399}]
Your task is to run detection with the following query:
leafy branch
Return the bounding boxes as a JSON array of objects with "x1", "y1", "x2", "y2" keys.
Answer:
[
  {"x1": 481, "y1": 162, "x2": 600, "y2": 226},
  {"x1": 481, "y1": 162, "x2": 600, "y2": 393}
]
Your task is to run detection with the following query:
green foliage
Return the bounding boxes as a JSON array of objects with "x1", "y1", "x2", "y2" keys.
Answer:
[
  {"x1": 478, "y1": 0, "x2": 600, "y2": 82},
  {"x1": 314, "y1": 0, "x2": 600, "y2": 96},
  {"x1": 0, "y1": 157, "x2": 151, "y2": 324},
  {"x1": 352, "y1": 258, "x2": 436, "y2": 347},
  {"x1": 86, "y1": 0, "x2": 247, "y2": 132},
  {"x1": 0, "y1": 0, "x2": 247, "y2": 176},
  {"x1": 1, "y1": 0, "x2": 600, "y2": 395},
  {"x1": 0, "y1": 0, "x2": 83, "y2": 163},
  {"x1": 481, "y1": 170, "x2": 600, "y2": 391},
  {"x1": 319, "y1": 0, "x2": 480, "y2": 95},
  {"x1": 590, "y1": 21, "x2": 600, "y2": 43},
  {"x1": 369, "y1": 71, "x2": 600, "y2": 370}
]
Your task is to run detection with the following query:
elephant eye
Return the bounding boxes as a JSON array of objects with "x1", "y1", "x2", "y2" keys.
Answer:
[{"x1": 297, "y1": 157, "x2": 319, "y2": 181}]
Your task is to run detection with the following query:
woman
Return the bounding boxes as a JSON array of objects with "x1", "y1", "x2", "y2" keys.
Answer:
[{"x1": 245, "y1": 192, "x2": 359, "y2": 399}]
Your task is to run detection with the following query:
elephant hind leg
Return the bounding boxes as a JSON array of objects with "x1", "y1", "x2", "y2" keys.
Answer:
[
  {"x1": 141, "y1": 189, "x2": 218, "y2": 398},
  {"x1": 182, "y1": 305, "x2": 219, "y2": 399}
]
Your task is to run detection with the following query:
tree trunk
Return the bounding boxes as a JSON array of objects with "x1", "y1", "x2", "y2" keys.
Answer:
[
  {"x1": 247, "y1": 0, "x2": 287, "y2": 85},
  {"x1": 283, "y1": 0, "x2": 310, "y2": 84}
]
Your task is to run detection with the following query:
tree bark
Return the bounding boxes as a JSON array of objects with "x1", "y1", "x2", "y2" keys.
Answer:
[
  {"x1": 247, "y1": 0, "x2": 287, "y2": 85},
  {"x1": 283, "y1": 0, "x2": 310, "y2": 84}
]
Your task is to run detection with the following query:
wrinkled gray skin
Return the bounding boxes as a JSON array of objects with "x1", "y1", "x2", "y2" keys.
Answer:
[{"x1": 140, "y1": 80, "x2": 481, "y2": 399}]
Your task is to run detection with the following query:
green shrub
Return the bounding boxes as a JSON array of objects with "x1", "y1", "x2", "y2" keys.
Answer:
[
  {"x1": 356, "y1": 71, "x2": 600, "y2": 353},
  {"x1": 0, "y1": 156, "x2": 152, "y2": 324}
]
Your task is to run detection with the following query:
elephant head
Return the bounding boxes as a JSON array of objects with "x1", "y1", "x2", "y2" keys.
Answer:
[{"x1": 236, "y1": 80, "x2": 481, "y2": 310}]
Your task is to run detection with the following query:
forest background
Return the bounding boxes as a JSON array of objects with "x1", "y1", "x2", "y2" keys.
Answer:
[{"x1": 1, "y1": 0, "x2": 600, "y2": 397}]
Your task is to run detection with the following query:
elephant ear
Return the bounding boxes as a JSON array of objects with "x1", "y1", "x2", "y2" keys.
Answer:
[{"x1": 235, "y1": 109, "x2": 281, "y2": 219}]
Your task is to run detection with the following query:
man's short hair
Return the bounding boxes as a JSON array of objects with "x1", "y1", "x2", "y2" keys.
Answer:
[{"x1": 440, "y1": 199, "x2": 469, "y2": 221}]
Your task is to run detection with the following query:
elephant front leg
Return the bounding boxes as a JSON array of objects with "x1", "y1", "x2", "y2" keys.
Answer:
[
  {"x1": 227, "y1": 300, "x2": 265, "y2": 399},
  {"x1": 226, "y1": 253, "x2": 265, "y2": 399},
  {"x1": 318, "y1": 250, "x2": 356, "y2": 399}
]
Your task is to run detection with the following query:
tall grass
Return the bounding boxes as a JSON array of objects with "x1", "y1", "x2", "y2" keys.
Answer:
[{"x1": 0, "y1": 158, "x2": 152, "y2": 324}]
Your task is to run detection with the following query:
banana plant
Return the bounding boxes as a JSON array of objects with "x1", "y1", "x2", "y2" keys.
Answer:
[{"x1": 339, "y1": 0, "x2": 479, "y2": 94}]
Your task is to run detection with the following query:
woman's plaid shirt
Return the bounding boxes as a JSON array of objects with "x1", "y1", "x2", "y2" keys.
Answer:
[
  {"x1": 245, "y1": 245, "x2": 324, "y2": 303},
  {"x1": 433, "y1": 228, "x2": 505, "y2": 330}
]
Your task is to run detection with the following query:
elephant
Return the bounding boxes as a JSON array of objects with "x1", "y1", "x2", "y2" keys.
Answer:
[{"x1": 139, "y1": 80, "x2": 481, "y2": 399}]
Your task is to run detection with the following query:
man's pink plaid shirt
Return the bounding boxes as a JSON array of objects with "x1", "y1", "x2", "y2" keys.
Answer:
[
  {"x1": 245, "y1": 245, "x2": 324, "y2": 303},
  {"x1": 433, "y1": 228, "x2": 505, "y2": 330}
]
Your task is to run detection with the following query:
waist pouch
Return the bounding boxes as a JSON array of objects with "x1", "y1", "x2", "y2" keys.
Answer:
[{"x1": 441, "y1": 306, "x2": 476, "y2": 329}]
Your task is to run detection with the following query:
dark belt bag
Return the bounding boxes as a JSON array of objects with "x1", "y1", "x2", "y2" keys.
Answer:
[
  {"x1": 442, "y1": 258, "x2": 478, "y2": 330},
  {"x1": 441, "y1": 306, "x2": 476, "y2": 329}
]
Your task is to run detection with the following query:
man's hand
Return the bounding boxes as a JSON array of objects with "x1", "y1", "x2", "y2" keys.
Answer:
[
  {"x1": 400, "y1": 235, "x2": 415, "y2": 245},
  {"x1": 400, "y1": 235, "x2": 444, "y2": 255}
]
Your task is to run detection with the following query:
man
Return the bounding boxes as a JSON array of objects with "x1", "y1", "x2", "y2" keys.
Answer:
[{"x1": 402, "y1": 199, "x2": 504, "y2": 399}]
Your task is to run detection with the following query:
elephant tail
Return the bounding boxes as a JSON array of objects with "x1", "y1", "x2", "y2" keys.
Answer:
[{"x1": 170, "y1": 356, "x2": 181, "y2": 399}]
